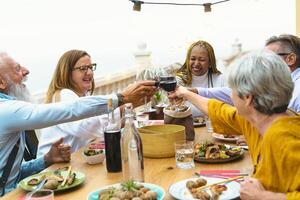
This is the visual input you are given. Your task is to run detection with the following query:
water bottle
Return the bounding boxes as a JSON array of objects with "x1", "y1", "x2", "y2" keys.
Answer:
[
  {"x1": 104, "y1": 98, "x2": 122, "y2": 172},
  {"x1": 121, "y1": 104, "x2": 144, "y2": 182}
]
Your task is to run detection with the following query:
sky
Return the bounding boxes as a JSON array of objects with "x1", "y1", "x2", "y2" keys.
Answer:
[{"x1": 0, "y1": 0, "x2": 296, "y2": 93}]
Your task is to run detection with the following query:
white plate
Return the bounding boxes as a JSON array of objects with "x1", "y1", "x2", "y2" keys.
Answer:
[
  {"x1": 87, "y1": 182, "x2": 165, "y2": 200},
  {"x1": 193, "y1": 117, "x2": 206, "y2": 127},
  {"x1": 212, "y1": 133, "x2": 239, "y2": 142},
  {"x1": 169, "y1": 177, "x2": 240, "y2": 200},
  {"x1": 193, "y1": 121, "x2": 206, "y2": 127}
]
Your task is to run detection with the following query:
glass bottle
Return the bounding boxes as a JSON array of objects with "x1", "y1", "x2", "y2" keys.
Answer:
[
  {"x1": 121, "y1": 104, "x2": 144, "y2": 182},
  {"x1": 104, "y1": 98, "x2": 122, "y2": 172}
]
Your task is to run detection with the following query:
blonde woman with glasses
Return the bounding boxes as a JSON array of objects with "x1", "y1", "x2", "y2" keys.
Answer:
[{"x1": 38, "y1": 50, "x2": 121, "y2": 156}]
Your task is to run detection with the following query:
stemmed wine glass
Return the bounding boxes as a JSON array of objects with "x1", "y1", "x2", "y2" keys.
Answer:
[
  {"x1": 135, "y1": 68, "x2": 155, "y2": 112},
  {"x1": 158, "y1": 75, "x2": 177, "y2": 92},
  {"x1": 157, "y1": 75, "x2": 178, "y2": 110}
]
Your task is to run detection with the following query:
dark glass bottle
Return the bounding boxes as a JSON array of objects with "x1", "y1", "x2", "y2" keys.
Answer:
[
  {"x1": 104, "y1": 98, "x2": 122, "y2": 173},
  {"x1": 121, "y1": 104, "x2": 144, "y2": 182}
]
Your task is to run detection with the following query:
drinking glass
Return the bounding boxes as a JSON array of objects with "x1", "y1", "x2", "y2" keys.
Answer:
[
  {"x1": 25, "y1": 189, "x2": 54, "y2": 200},
  {"x1": 206, "y1": 117, "x2": 214, "y2": 133},
  {"x1": 175, "y1": 141, "x2": 195, "y2": 169},
  {"x1": 136, "y1": 113, "x2": 149, "y2": 128}
]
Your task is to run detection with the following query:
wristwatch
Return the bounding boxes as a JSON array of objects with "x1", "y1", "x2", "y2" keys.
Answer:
[{"x1": 116, "y1": 93, "x2": 125, "y2": 106}]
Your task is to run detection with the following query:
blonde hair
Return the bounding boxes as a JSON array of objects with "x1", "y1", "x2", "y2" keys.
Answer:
[
  {"x1": 176, "y1": 40, "x2": 221, "y2": 86},
  {"x1": 45, "y1": 50, "x2": 95, "y2": 103}
]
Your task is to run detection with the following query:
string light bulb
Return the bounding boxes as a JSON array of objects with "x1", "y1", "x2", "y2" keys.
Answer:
[
  {"x1": 203, "y1": 3, "x2": 212, "y2": 12},
  {"x1": 132, "y1": 0, "x2": 142, "y2": 11}
]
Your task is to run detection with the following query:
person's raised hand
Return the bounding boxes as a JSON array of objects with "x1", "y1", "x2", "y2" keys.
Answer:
[
  {"x1": 167, "y1": 86, "x2": 189, "y2": 102},
  {"x1": 44, "y1": 137, "x2": 71, "y2": 167},
  {"x1": 120, "y1": 80, "x2": 158, "y2": 107}
]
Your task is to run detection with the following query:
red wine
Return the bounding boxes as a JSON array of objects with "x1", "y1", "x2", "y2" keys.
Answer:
[
  {"x1": 104, "y1": 130, "x2": 122, "y2": 172},
  {"x1": 159, "y1": 76, "x2": 175, "y2": 81},
  {"x1": 159, "y1": 80, "x2": 177, "y2": 92}
]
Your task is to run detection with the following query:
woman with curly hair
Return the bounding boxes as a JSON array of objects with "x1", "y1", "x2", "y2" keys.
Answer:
[
  {"x1": 177, "y1": 40, "x2": 225, "y2": 88},
  {"x1": 176, "y1": 40, "x2": 225, "y2": 116}
]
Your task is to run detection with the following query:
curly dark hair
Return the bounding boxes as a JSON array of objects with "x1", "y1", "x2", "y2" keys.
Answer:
[{"x1": 176, "y1": 40, "x2": 221, "y2": 86}]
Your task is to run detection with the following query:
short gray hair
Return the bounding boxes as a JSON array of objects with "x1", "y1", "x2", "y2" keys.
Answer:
[
  {"x1": 265, "y1": 34, "x2": 300, "y2": 68},
  {"x1": 228, "y1": 50, "x2": 294, "y2": 115}
]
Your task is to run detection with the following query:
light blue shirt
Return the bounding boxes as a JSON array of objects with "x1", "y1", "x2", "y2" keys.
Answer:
[
  {"x1": 197, "y1": 68, "x2": 300, "y2": 113},
  {"x1": 289, "y1": 67, "x2": 300, "y2": 113},
  {"x1": 0, "y1": 93, "x2": 118, "y2": 195}
]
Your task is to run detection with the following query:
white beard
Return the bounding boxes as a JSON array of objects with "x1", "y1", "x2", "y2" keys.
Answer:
[{"x1": 7, "y1": 77, "x2": 32, "y2": 102}]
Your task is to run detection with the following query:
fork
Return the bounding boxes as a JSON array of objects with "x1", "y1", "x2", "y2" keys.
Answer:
[{"x1": 30, "y1": 179, "x2": 47, "y2": 194}]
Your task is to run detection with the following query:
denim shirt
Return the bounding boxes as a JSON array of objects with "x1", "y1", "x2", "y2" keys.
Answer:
[
  {"x1": 0, "y1": 93, "x2": 45, "y2": 195},
  {"x1": 0, "y1": 92, "x2": 117, "y2": 195}
]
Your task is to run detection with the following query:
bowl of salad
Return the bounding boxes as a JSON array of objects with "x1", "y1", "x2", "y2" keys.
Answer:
[{"x1": 82, "y1": 142, "x2": 105, "y2": 165}]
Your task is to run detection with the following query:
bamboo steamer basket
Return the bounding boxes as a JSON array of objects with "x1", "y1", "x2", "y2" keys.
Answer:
[{"x1": 138, "y1": 124, "x2": 185, "y2": 158}]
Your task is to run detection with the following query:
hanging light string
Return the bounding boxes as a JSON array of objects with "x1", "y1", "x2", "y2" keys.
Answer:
[
  {"x1": 130, "y1": 0, "x2": 230, "y2": 6},
  {"x1": 129, "y1": 0, "x2": 230, "y2": 12}
]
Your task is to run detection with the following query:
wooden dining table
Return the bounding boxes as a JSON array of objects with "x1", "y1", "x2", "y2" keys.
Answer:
[{"x1": 3, "y1": 127, "x2": 252, "y2": 200}]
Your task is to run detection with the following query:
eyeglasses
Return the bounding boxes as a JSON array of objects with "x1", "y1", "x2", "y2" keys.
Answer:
[
  {"x1": 73, "y1": 63, "x2": 97, "y2": 72},
  {"x1": 276, "y1": 52, "x2": 292, "y2": 56}
]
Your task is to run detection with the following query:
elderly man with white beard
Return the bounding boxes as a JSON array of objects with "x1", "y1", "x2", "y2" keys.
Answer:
[{"x1": 0, "y1": 52, "x2": 157, "y2": 196}]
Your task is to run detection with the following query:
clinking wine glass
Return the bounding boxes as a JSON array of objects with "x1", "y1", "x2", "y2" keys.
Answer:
[
  {"x1": 136, "y1": 68, "x2": 155, "y2": 112},
  {"x1": 156, "y1": 75, "x2": 178, "y2": 110},
  {"x1": 158, "y1": 75, "x2": 177, "y2": 92}
]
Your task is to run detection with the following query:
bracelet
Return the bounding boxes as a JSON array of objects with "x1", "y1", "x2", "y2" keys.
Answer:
[{"x1": 116, "y1": 93, "x2": 125, "y2": 106}]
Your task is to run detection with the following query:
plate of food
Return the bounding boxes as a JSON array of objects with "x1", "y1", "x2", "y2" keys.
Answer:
[
  {"x1": 87, "y1": 180, "x2": 165, "y2": 200},
  {"x1": 18, "y1": 167, "x2": 85, "y2": 192},
  {"x1": 193, "y1": 117, "x2": 206, "y2": 127},
  {"x1": 169, "y1": 177, "x2": 240, "y2": 200},
  {"x1": 212, "y1": 133, "x2": 239, "y2": 142},
  {"x1": 194, "y1": 142, "x2": 243, "y2": 163}
]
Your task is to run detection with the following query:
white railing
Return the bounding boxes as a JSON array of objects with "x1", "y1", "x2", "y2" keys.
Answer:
[{"x1": 93, "y1": 69, "x2": 136, "y2": 95}]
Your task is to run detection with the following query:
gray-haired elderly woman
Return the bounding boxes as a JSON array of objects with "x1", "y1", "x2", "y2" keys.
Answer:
[{"x1": 168, "y1": 50, "x2": 300, "y2": 200}]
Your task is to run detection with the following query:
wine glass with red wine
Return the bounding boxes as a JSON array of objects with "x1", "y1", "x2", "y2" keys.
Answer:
[
  {"x1": 156, "y1": 75, "x2": 178, "y2": 110},
  {"x1": 158, "y1": 76, "x2": 177, "y2": 92}
]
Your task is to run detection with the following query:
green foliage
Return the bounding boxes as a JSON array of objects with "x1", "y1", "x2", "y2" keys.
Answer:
[{"x1": 121, "y1": 180, "x2": 139, "y2": 191}]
